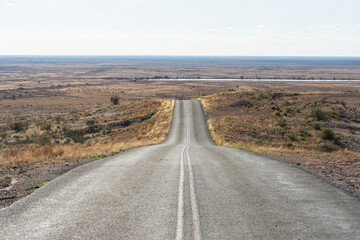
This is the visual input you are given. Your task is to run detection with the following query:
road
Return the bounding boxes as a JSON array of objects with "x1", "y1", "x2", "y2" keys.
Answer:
[{"x1": 1, "y1": 100, "x2": 360, "y2": 239}]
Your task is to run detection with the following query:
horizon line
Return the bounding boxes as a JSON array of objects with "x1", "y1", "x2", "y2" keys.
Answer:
[{"x1": 1, "y1": 55, "x2": 360, "y2": 58}]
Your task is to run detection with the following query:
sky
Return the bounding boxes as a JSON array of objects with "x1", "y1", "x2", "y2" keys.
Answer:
[{"x1": 0, "y1": 0, "x2": 360, "y2": 56}]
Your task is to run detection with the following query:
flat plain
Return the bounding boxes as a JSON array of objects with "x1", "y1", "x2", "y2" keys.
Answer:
[{"x1": 1, "y1": 56, "x2": 360, "y2": 208}]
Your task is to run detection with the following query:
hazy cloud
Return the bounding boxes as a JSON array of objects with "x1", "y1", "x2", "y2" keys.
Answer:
[
  {"x1": 1, "y1": 30, "x2": 358, "y2": 56},
  {"x1": 204, "y1": 28, "x2": 223, "y2": 33},
  {"x1": 320, "y1": 24, "x2": 344, "y2": 29}
]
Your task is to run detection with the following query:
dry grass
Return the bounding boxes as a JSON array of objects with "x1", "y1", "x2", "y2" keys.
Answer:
[
  {"x1": 0, "y1": 99, "x2": 173, "y2": 166},
  {"x1": 201, "y1": 89, "x2": 360, "y2": 151},
  {"x1": 201, "y1": 89, "x2": 360, "y2": 196}
]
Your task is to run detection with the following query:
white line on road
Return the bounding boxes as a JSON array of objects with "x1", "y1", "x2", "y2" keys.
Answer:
[
  {"x1": 175, "y1": 144, "x2": 186, "y2": 240},
  {"x1": 176, "y1": 101, "x2": 202, "y2": 240},
  {"x1": 186, "y1": 146, "x2": 202, "y2": 240},
  {"x1": 185, "y1": 105, "x2": 202, "y2": 240}
]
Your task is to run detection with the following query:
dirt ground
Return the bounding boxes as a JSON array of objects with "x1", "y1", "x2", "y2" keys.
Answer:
[{"x1": 0, "y1": 160, "x2": 93, "y2": 208}]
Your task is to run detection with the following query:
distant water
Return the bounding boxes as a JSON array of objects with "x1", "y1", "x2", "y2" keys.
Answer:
[{"x1": 150, "y1": 78, "x2": 360, "y2": 82}]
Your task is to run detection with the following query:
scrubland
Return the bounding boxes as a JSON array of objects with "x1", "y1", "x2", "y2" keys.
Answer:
[
  {"x1": 1, "y1": 56, "x2": 360, "y2": 207},
  {"x1": 0, "y1": 99, "x2": 173, "y2": 165},
  {"x1": 0, "y1": 98, "x2": 173, "y2": 207},
  {"x1": 201, "y1": 89, "x2": 360, "y2": 197}
]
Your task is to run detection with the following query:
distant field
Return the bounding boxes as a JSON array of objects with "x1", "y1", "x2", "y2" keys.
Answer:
[{"x1": 1, "y1": 56, "x2": 360, "y2": 91}]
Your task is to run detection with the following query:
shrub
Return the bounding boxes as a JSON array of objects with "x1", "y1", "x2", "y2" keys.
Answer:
[
  {"x1": 55, "y1": 116, "x2": 63, "y2": 124},
  {"x1": 35, "y1": 137, "x2": 51, "y2": 145},
  {"x1": 278, "y1": 120, "x2": 287, "y2": 128},
  {"x1": 310, "y1": 109, "x2": 327, "y2": 121},
  {"x1": 286, "y1": 133, "x2": 297, "y2": 141},
  {"x1": 42, "y1": 123, "x2": 52, "y2": 131},
  {"x1": 283, "y1": 106, "x2": 300, "y2": 116},
  {"x1": 86, "y1": 119, "x2": 96, "y2": 126},
  {"x1": 286, "y1": 142, "x2": 293, "y2": 147},
  {"x1": 313, "y1": 123, "x2": 321, "y2": 130},
  {"x1": 319, "y1": 144, "x2": 339, "y2": 152},
  {"x1": 65, "y1": 130, "x2": 86, "y2": 143},
  {"x1": 111, "y1": 96, "x2": 119, "y2": 105},
  {"x1": 10, "y1": 122, "x2": 27, "y2": 132},
  {"x1": 228, "y1": 88, "x2": 236, "y2": 92},
  {"x1": 103, "y1": 128, "x2": 112, "y2": 134},
  {"x1": 122, "y1": 119, "x2": 131, "y2": 127},
  {"x1": 320, "y1": 128, "x2": 336, "y2": 141},
  {"x1": 141, "y1": 111, "x2": 156, "y2": 121},
  {"x1": 0, "y1": 133, "x2": 6, "y2": 139},
  {"x1": 257, "y1": 90, "x2": 275, "y2": 100},
  {"x1": 298, "y1": 128, "x2": 309, "y2": 137}
]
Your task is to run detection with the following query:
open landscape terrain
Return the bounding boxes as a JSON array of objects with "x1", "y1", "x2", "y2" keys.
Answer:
[
  {"x1": 201, "y1": 89, "x2": 360, "y2": 197},
  {"x1": 1, "y1": 56, "x2": 360, "y2": 208}
]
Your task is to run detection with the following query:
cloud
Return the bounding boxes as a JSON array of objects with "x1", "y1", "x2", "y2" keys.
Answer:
[
  {"x1": 320, "y1": 24, "x2": 343, "y2": 29},
  {"x1": 253, "y1": 25, "x2": 269, "y2": 33},
  {"x1": 0, "y1": 30, "x2": 359, "y2": 56},
  {"x1": 204, "y1": 28, "x2": 223, "y2": 33},
  {"x1": 257, "y1": 25, "x2": 267, "y2": 29},
  {"x1": 6, "y1": 2, "x2": 15, "y2": 7}
]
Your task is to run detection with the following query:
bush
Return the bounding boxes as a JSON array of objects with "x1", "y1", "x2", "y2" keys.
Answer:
[
  {"x1": 111, "y1": 96, "x2": 119, "y2": 105},
  {"x1": 310, "y1": 109, "x2": 327, "y2": 121},
  {"x1": 286, "y1": 142, "x2": 293, "y2": 147},
  {"x1": 35, "y1": 137, "x2": 51, "y2": 145},
  {"x1": 42, "y1": 123, "x2": 52, "y2": 131},
  {"x1": 0, "y1": 133, "x2": 7, "y2": 139},
  {"x1": 313, "y1": 123, "x2": 321, "y2": 130},
  {"x1": 86, "y1": 119, "x2": 96, "y2": 126},
  {"x1": 228, "y1": 88, "x2": 236, "y2": 92},
  {"x1": 122, "y1": 119, "x2": 131, "y2": 127},
  {"x1": 257, "y1": 90, "x2": 275, "y2": 100},
  {"x1": 286, "y1": 133, "x2": 297, "y2": 141},
  {"x1": 320, "y1": 128, "x2": 336, "y2": 141},
  {"x1": 278, "y1": 120, "x2": 287, "y2": 128},
  {"x1": 65, "y1": 130, "x2": 86, "y2": 143},
  {"x1": 141, "y1": 111, "x2": 156, "y2": 121},
  {"x1": 283, "y1": 106, "x2": 300, "y2": 116},
  {"x1": 10, "y1": 122, "x2": 27, "y2": 132},
  {"x1": 319, "y1": 144, "x2": 339, "y2": 152},
  {"x1": 103, "y1": 128, "x2": 112, "y2": 134},
  {"x1": 298, "y1": 128, "x2": 309, "y2": 136}
]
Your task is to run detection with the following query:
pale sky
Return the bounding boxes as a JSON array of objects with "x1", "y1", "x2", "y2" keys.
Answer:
[{"x1": 1, "y1": 0, "x2": 360, "y2": 56}]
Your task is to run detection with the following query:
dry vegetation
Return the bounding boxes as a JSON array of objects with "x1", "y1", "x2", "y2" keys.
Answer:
[
  {"x1": 0, "y1": 99, "x2": 173, "y2": 165},
  {"x1": 1, "y1": 56, "x2": 360, "y2": 207},
  {"x1": 201, "y1": 89, "x2": 360, "y2": 197}
]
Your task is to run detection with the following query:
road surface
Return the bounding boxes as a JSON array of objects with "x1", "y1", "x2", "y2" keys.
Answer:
[{"x1": 1, "y1": 100, "x2": 360, "y2": 239}]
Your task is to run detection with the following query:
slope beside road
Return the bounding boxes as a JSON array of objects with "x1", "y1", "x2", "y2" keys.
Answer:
[{"x1": 0, "y1": 100, "x2": 359, "y2": 239}]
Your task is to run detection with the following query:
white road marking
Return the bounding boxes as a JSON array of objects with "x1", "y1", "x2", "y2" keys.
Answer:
[
  {"x1": 176, "y1": 101, "x2": 202, "y2": 240},
  {"x1": 186, "y1": 146, "x2": 202, "y2": 240},
  {"x1": 175, "y1": 144, "x2": 186, "y2": 240}
]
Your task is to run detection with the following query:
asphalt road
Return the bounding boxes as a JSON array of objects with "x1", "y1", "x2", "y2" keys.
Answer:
[{"x1": 1, "y1": 100, "x2": 360, "y2": 240}]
